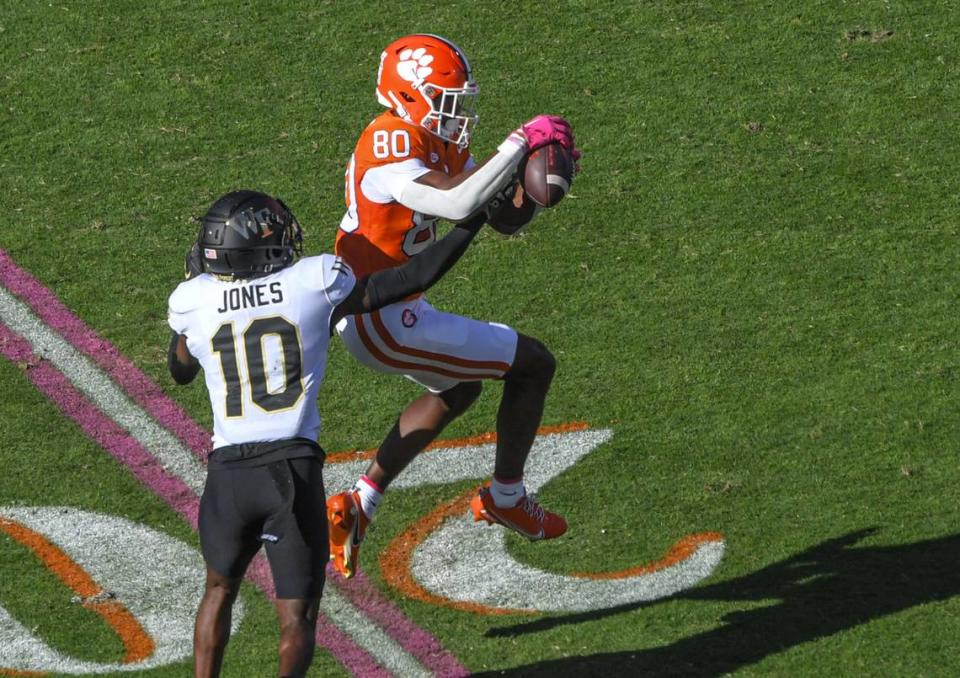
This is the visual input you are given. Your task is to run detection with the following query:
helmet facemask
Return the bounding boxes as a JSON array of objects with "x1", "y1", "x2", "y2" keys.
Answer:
[{"x1": 419, "y1": 82, "x2": 478, "y2": 150}]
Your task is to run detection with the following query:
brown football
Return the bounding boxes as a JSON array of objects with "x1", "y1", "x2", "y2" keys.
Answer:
[
  {"x1": 488, "y1": 186, "x2": 541, "y2": 235},
  {"x1": 521, "y1": 142, "x2": 575, "y2": 208}
]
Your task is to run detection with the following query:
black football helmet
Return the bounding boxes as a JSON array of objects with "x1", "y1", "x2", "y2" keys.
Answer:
[{"x1": 198, "y1": 190, "x2": 303, "y2": 278}]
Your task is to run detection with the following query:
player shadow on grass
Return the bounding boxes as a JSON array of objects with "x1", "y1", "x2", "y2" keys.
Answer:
[{"x1": 476, "y1": 528, "x2": 960, "y2": 677}]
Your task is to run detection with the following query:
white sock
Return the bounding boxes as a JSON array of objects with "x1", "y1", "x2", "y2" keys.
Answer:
[
  {"x1": 490, "y1": 476, "x2": 525, "y2": 508},
  {"x1": 354, "y1": 475, "x2": 383, "y2": 520}
]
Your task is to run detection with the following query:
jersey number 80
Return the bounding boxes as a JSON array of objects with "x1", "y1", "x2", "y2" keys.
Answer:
[{"x1": 372, "y1": 129, "x2": 411, "y2": 159}]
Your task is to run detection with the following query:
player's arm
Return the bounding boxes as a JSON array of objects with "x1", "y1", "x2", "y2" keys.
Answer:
[
  {"x1": 167, "y1": 332, "x2": 200, "y2": 385},
  {"x1": 330, "y1": 213, "x2": 485, "y2": 326},
  {"x1": 393, "y1": 115, "x2": 577, "y2": 222}
]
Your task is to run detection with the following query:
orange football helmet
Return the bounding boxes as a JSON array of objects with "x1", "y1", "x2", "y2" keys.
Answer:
[{"x1": 376, "y1": 34, "x2": 479, "y2": 149}]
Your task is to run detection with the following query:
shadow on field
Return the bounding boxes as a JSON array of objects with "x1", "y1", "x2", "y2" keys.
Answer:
[{"x1": 476, "y1": 529, "x2": 960, "y2": 677}]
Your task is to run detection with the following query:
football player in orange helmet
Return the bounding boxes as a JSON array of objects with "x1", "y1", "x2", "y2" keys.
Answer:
[{"x1": 328, "y1": 34, "x2": 581, "y2": 578}]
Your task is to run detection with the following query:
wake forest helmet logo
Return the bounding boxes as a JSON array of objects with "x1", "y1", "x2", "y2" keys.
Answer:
[{"x1": 228, "y1": 207, "x2": 283, "y2": 240}]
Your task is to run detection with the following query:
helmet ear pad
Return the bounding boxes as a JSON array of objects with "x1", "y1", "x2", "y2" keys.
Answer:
[{"x1": 198, "y1": 191, "x2": 300, "y2": 278}]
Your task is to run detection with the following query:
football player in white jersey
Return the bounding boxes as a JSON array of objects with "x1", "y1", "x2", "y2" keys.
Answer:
[{"x1": 168, "y1": 190, "x2": 486, "y2": 678}]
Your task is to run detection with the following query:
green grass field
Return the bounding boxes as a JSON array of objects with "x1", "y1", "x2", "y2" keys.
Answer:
[{"x1": 2, "y1": 1, "x2": 959, "y2": 675}]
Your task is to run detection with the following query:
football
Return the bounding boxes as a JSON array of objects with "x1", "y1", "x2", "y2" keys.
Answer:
[
  {"x1": 520, "y1": 142, "x2": 576, "y2": 208},
  {"x1": 488, "y1": 186, "x2": 541, "y2": 236}
]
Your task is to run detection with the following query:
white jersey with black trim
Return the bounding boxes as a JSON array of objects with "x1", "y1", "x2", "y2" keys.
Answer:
[{"x1": 167, "y1": 254, "x2": 355, "y2": 449}]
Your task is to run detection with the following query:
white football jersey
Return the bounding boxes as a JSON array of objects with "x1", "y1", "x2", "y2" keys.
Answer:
[{"x1": 168, "y1": 254, "x2": 355, "y2": 449}]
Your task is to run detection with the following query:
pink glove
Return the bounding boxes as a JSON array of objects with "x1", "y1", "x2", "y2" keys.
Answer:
[{"x1": 520, "y1": 114, "x2": 575, "y2": 152}]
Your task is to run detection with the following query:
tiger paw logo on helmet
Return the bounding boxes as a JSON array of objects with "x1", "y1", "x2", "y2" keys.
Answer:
[{"x1": 396, "y1": 48, "x2": 434, "y2": 83}]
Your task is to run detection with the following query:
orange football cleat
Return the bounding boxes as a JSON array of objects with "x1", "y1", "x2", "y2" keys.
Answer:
[
  {"x1": 327, "y1": 490, "x2": 370, "y2": 579},
  {"x1": 470, "y1": 485, "x2": 567, "y2": 541}
]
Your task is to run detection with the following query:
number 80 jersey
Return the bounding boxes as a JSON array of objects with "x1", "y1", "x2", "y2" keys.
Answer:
[
  {"x1": 167, "y1": 255, "x2": 355, "y2": 450},
  {"x1": 335, "y1": 111, "x2": 472, "y2": 279}
]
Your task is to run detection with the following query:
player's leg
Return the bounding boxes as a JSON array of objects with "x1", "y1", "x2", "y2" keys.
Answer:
[
  {"x1": 494, "y1": 333, "x2": 556, "y2": 478},
  {"x1": 274, "y1": 597, "x2": 321, "y2": 677},
  {"x1": 471, "y1": 333, "x2": 568, "y2": 540},
  {"x1": 365, "y1": 380, "x2": 483, "y2": 489},
  {"x1": 331, "y1": 301, "x2": 512, "y2": 577},
  {"x1": 193, "y1": 568, "x2": 242, "y2": 678},
  {"x1": 261, "y1": 455, "x2": 328, "y2": 673},
  {"x1": 328, "y1": 382, "x2": 482, "y2": 577},
  {"x1": 194, "y1": 466, "x2": 262, "y2": 676}
]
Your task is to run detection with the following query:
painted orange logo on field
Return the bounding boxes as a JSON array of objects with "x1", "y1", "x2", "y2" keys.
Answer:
[
  {"x1": 325, "y1": 424, "x2": 726, "y2": 615},
  {"x1": 0, "y1": 506, "x2": 233, "y2": 675},
  {"x1": 0, "y1": 517, "x2": 154, "y2": 666},
  {"x1": 326, "y1": 421, "x2": 589, "y2": 464}
]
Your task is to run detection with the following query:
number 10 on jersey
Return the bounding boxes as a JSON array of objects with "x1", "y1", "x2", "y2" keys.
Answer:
[{"x1": 211, "y1": 317, "x2": 304, "y2": 417}]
